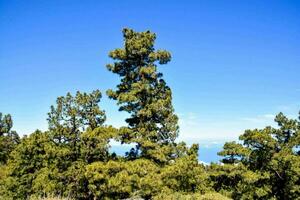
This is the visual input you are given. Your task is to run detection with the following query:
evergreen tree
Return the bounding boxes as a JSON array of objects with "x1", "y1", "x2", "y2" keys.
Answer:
[
  {"x1": 0, "y1": 113, "x2": 20, "y2": 165},
  {"x1": 217, "y1": 112, "x2": 300, "y2": 199},
  {"x1": 0, "y1": 91, "x2": 112, "y2": 200},
  {"x1": 45, "y1": 90, "x2": 110, "y2": 199},
  {"x1": 218, "y1": 141, "x2": 250, "y2": 164},
  {"x1": 106, "y1": 28, "x2": 179, "y2": 162},
  {"x1": 47, "y1": 90, "x2": 106, "y2": 161},
  {"x1": 48, "y1": 90, "x2": 106, "y2": 140}
]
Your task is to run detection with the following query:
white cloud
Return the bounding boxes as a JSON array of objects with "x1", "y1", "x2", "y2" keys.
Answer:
[
  {"x1": 262, "y1": 114, "x2": 276, "y2": 119},
  {"x1": 178, "y1": 112, "x2": 200, "y2": 127},
  {"x1": 276, "y1": 103, "x2": 300, "y2": 113},
  {"x1": 241, "y1": 114, "x2": 275, "y2": 123},
  {"x1": 199, "y1": 160, "x2": 209, "y2": 166},
  {"x1": 277, "y1": 105, "x2": 292, "y2": 111},
  {"x1": 177, "y1": 112, "x2": 241, "y2": 142}
]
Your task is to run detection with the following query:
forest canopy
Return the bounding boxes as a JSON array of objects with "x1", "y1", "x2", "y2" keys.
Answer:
[{"x1": 0, "y1": 29, "x2": 299, "y2": 200}]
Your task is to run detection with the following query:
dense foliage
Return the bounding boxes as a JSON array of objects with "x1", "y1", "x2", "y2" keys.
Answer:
[
  {"x1": 0, "y1": 29, "x2": 299, "y2": 200},
  {"x1": 210, "y1": 112, "x2": 300, "y2": 199}
]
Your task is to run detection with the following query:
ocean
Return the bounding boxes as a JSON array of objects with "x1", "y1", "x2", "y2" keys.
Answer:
[{"x1": 110, "y1": 143, "x2": 224, "y2": 164}]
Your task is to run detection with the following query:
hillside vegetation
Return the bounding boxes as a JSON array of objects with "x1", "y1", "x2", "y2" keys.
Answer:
[{"x1": 0, "y1": 29, "x2": 299, "y2": 200}]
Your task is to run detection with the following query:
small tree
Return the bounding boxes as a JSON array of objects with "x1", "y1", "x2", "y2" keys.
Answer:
[
  {"x1": 0, "y1": 113, "x2": 20, "y2": 165},
  {"x1": 217, "y1": 112, "x2": 300, "y2": 199},
  {"x1": 47, "y1": 90, "x2": 106, "y2": 161}
]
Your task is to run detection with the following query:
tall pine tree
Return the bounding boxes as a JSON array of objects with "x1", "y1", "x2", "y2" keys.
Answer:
[{"x1": 107, "y1": 28, "x2": 179, "y2": 162}]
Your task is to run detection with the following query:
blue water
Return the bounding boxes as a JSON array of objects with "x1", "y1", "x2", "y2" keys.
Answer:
[
  {"x1": 110, "y1": 144, "x2": 223, "y2": 164},
  {"x1": 198, "y1": 146, "x2": 222, "y2": 164}
]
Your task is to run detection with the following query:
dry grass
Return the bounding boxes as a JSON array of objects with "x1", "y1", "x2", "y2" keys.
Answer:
[
  {"x1": 153, "y1": 192, "x2": 231, "y2": 200},
  {"x1": 29, "y1": 195, "x2": 73, "y2": 200}
]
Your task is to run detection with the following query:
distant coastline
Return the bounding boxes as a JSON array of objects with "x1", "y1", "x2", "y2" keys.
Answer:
[{"x1": 110, "y1": 143, "x2": 224, "y2": 163}]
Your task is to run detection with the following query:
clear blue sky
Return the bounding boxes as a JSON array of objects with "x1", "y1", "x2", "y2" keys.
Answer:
[{"x1": 1, "y1": 0, "x2": 299, "y2": 144}]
